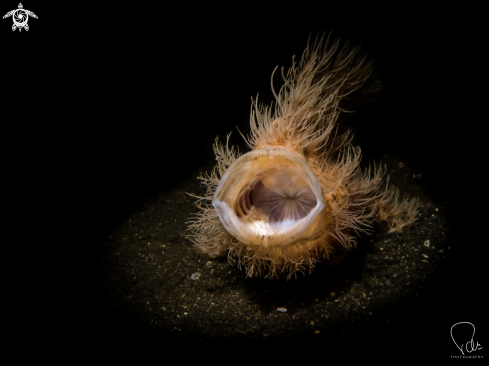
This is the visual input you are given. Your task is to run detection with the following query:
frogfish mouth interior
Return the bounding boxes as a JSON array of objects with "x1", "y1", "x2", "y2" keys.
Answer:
[{"x1": 186, "y1": 35, "x2": 419, "y2": 279}]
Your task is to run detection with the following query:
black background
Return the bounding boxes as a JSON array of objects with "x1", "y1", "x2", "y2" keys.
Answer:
[{"x1": 2, "y1": 2, "x2": 484, "y2": 359}]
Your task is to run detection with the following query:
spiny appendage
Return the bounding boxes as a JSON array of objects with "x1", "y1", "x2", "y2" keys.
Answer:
[
  {"x1": 228, "y1": 233, "x2": 336, "y2": 280},
  {"x1": 325, "y1": 146, "x2": 419, "y2": 236},
  {"x1": 312, "y1": 144, "x2": 383, "y2": 246},
  {"x1": 185, "y1": 135, "x2": 240, "y2": 257},
  {"x1": 245, "y1": 34, "x2": 375, "y2": 160},
  {"x1": 375, "y1": 179, "x2": 420, "y2": 233}
]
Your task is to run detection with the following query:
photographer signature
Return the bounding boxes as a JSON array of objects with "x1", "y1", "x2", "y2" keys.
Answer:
[{"x1": 451, "y1": 322, "x2": 483, "y2": 355}]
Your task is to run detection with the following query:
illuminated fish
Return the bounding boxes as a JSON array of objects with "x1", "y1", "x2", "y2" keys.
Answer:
[{"x1": 186, "y1": 35, "x2": 419, "y2": 279}]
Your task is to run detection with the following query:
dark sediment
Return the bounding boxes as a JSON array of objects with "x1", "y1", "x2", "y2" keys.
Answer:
[{"x1": 95, "y1": 153, "x2": 450, "y2": 349}]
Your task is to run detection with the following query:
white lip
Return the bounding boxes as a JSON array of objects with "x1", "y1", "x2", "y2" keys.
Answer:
[{"x1": 212, "y1": 147, "x2": 326, "y2": 246}]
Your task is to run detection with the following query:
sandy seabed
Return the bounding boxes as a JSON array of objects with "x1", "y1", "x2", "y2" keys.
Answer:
[{"x1": 96, "y1": 153, "x2": 449, "y2": 346}]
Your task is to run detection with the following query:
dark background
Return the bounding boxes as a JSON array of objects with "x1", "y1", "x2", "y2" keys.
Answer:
[{"x1": 2, "y1": 2, "x2": 484, "y2": 358}]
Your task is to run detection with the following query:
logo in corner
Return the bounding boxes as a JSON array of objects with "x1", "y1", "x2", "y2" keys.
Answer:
[
  {"x1": 451, "y1": 322, "x2": 483, "y2": 358},
  {"x1": 3, "y1": 3, "x2": 37, "y2": 32}
]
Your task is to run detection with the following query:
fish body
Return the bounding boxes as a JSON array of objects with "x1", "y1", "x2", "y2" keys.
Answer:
[{"x1": 187, "y1": 35, "x2": 419, "y2": 278}]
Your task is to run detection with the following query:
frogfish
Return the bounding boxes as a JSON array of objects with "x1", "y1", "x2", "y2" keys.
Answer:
[{"x1": 186, "y1": 35, "x2": 419, "y2": 279}]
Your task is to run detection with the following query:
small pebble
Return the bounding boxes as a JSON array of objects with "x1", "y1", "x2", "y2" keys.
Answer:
[
  {"x1": 277, "y1": 307, "x2": 287, "y2": 313},
  {"x1": 190, "y1": 272, "x2": 201, "y2": 280}
]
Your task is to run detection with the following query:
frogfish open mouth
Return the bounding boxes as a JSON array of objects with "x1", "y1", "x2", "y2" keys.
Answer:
[{"x1": 186, "y1": 35, "x2": 419, "y2": 279}]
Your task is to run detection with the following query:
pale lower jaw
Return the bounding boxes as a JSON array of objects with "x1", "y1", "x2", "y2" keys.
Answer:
[{"x1": 212, "y1": 147, "x2": 327, "y2": 246}]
